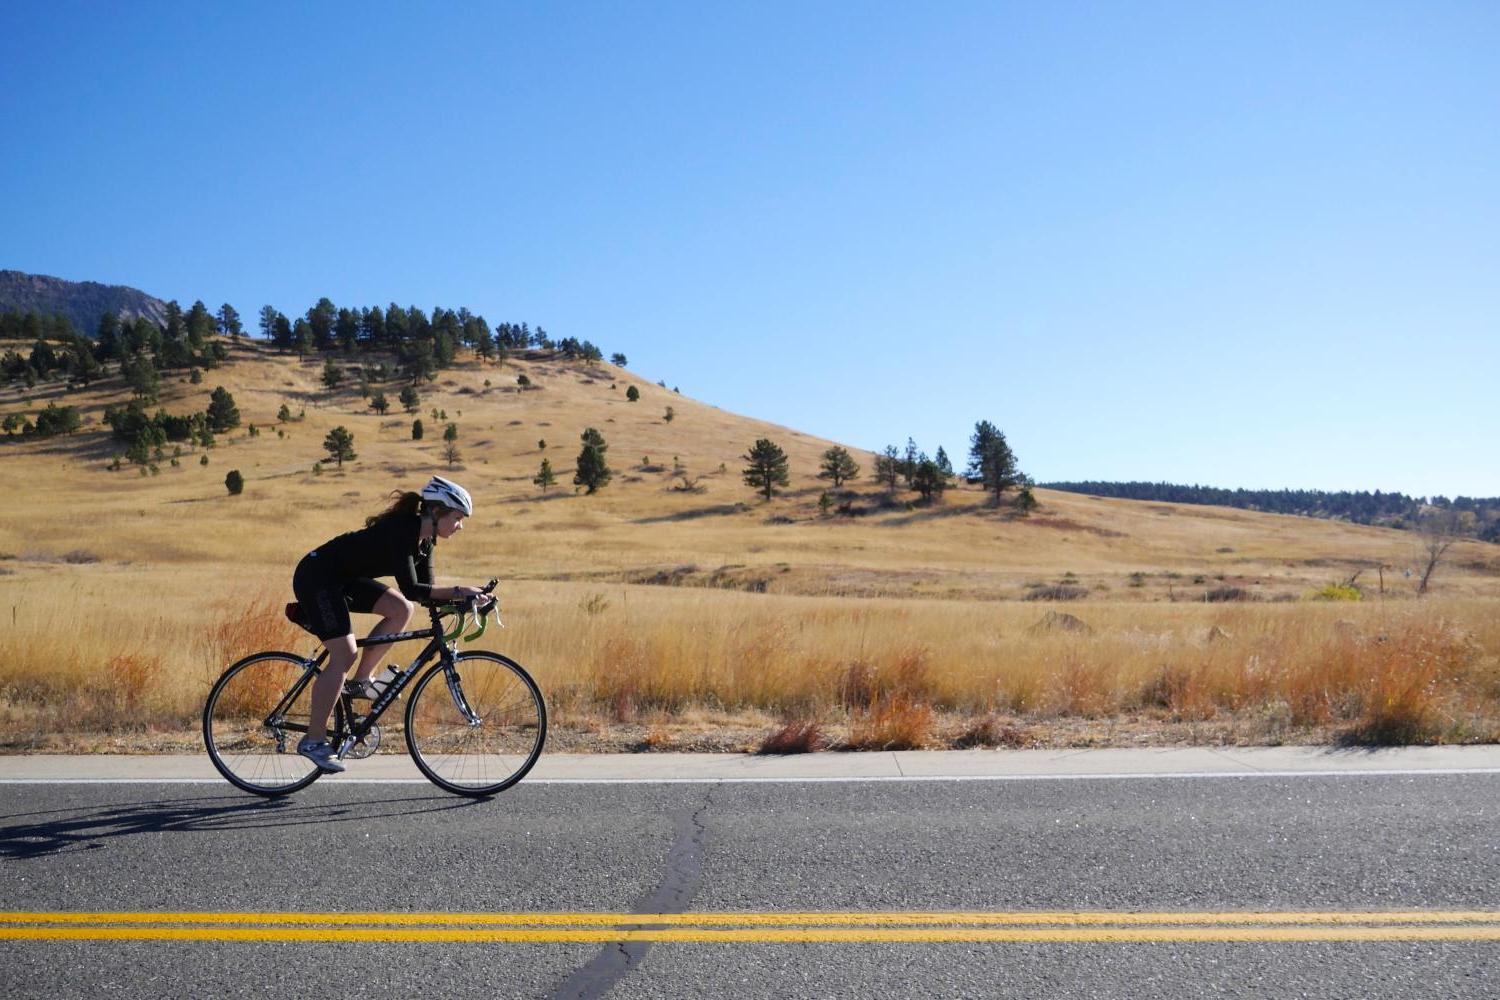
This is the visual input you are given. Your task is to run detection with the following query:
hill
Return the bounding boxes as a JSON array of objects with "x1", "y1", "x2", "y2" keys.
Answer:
[
  {"x1": 1, "y1": 338, "x2": 1498, "y2": 751},
  {"x1": 0, "y1": 269, "x2": 168, "y2": 335},
  {"x1": 1044, "y1": 480, "x2": 1500, "y2": 543}
]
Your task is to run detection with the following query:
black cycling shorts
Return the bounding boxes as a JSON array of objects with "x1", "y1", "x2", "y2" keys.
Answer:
[{"x1": 292, "y1": 553, "x2": 391, "y2": 641}]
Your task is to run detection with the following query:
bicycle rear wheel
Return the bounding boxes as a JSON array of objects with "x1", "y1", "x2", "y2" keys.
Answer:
[
  {"x1": 405, "y1": 651, "x2": 546, "y2": 796},
  {"x1": 203, "y1": 651, "x2": 322, "y2": 796}
]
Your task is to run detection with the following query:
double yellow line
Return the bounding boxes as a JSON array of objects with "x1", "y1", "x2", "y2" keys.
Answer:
[{"x1": 4, "y1": 910, "x2": 1500, "y2": 943}]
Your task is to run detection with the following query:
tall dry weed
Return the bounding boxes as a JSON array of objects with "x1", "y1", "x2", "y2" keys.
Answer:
[
  {"x1": 844, "y1": 694, "x2": 933, "y2": 751},
  {"x1": 1334, "y1": 619, "x2": 1478, "y2": 745},
  {"x1": 209, "y1": 595, "x2": 308, "y2": 671},
  {"x1": 1046, "y1": 655, "x2": 1113, "y2": 717}
]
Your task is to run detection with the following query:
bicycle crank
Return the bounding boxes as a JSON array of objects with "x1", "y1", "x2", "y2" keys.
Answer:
[{"x1": 343, "y1": 724, "x2": 382, "y2": 760}]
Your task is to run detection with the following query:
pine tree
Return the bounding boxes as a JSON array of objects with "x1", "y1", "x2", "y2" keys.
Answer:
[
  {"x1": 225, "y1": 469, "x2": 245, "y2": 495},
  {"x1": 321, "y1": 358, "x2": 343, "y2": 390},
  {"x1": 293, "y1": 318, "x2": 315, "y2": 357},
  {"x1": 207, "y1": 387, "x2": 240, "y2": 432},
  {"x1": 323, "y1": 426, "x2": 356, "y2": 467},
  {"x1": 399, "y1": 385, "x2": 421, "y2": 413},
  {"x1": 72, "y1": 349, "x2": 102, "y2": 386},
  {"x1": 818, "y1": 446, "x2": 860, "y2": 489},
  {"x1": 370, "y1": 393, "x2": 389, "y2": 415},
  {"x1": 743, "y1": 438, "x2": 790, "y2": 501},
  {"x1": 186, "y1": 300, "x2": 215, "y2": 349},
  {"x1": 911, "y1": 456, "x2": 952, "y2": 502},
  {"x1": 626, "y1": 385, "x2": 640, "y2": 402},
  {"x1": 96, "y1": 312, "x2": 121, "y2": 361},
  {"x1": 902, "y1": 438, "x2": 920, "y2": 487},
  {"x1": 1012, "y1": 482, "x2": 1038, "y2": 515},
  {"x1": 872, "y1": 445, "x2": 901, "y2": 490},
  {"x1": 412, "y1": 419, "x2": 424, "y2": 440},
  {"x1": 258, "y1": 305, "x2": 279, "y2": 343},
  {"x1": 273, "y1": 313, "x2": 294, "y2": 353},
  {"x1": 968, "y1": 421, "x2": 1019, "y2": 505},
  {"x1": 574, "y1": 427, "x2": 612, "y2": 494},
  {"x1": 534, "y1": 457, "x2": 556, "y2": 491},
  {"x1": 308, "y1": 297, "x2": 337, "y2": 351},
  {"x1": 218, "y1": 304, "x2": 243, "y2": 339}
]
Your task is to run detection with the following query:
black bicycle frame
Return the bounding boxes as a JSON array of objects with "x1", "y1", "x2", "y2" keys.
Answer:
[{"x1": 264, "y1": 605, "x2": 460, "y2": 746}]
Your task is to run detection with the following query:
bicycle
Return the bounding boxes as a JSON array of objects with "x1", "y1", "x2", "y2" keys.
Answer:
[{"x1": 203, "y1": 580, "x2": 546, "y2": 798}]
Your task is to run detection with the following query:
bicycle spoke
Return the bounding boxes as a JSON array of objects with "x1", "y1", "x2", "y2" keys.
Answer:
[
  {"x1": 203, "y1": 653, "x2": 321, "y2": 797},
  {"x1": 405, "y1": 652, "x2": 545, "y2": 796}
]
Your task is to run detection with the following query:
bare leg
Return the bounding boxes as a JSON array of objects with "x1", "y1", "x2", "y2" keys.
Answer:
[
  {"x1": 351, "y1": 588, "x2": 414, "y2": 683},
  {"x1": 307, "y1": 634, "x2": 358, "y2": 742}
]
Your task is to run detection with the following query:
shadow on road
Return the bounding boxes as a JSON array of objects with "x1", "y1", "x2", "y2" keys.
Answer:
[{"x1": 0, "y1": 791, "x2": 483, "y2": 860}]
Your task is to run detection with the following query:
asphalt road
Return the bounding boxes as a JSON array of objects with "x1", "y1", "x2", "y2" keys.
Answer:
[{"x1": 3, "y1": 773, "x2": 1498, "y2": 999}]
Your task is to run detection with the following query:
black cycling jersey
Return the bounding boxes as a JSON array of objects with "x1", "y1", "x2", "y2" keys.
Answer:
[
  {"x1": 302, "y1": 514, "x2": 435, "y2": 601},
  {"x1": 290, "y1": 514, "x2": 436, "y2": 640}
]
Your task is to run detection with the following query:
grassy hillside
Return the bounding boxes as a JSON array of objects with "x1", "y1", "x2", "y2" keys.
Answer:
[{"x1": 2, "y1": 339, "x2": 1498, "y2": 751}]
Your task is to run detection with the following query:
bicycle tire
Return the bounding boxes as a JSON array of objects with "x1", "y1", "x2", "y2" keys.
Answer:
[
  {"x1": 203, "y1": 651, "x2": 323, "y2": 797},
  {"x1": 405, "y1": 651, "x2": 546, "y2": 797}
]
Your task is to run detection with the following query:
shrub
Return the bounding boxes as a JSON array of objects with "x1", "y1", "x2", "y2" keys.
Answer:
[
  {"x1": 1315, "y1": 583, "x2": 1363, "y2": 601},
  {"x1": 32, "y1": 402, "x2": 81, "y2": 437},
  {"x1": 1025, "y1": 585, "x2": 1089, "y2": 601},
  {"x1": 952, "y1": 715, "x2": 1033, "y2": 749},
  {"x1": 1205, "y1": 586, "x2": 1253, "y2": 602},
  {"x1": 757, "y1": 720, "x2": 826, "y2": 755},
  {"x1": 225, "y1": 470, "x2": 244, "y2": 495}
]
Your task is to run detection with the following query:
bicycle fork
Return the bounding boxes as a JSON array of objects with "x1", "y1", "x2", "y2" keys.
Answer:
[{"x1": 444, "y1": 664, "x2": 483, "y2": 726}]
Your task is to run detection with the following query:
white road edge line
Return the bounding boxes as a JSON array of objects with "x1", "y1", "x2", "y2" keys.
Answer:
[{"x1": 2, "y1": 768, "x2": 1500, "y2": 785}]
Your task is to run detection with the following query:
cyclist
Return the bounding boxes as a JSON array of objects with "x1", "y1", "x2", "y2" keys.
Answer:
[{"x1": 292, "y1": 475, "x2": 493, "y2": 772}]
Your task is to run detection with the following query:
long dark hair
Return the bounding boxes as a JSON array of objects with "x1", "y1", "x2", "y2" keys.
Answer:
[{"x1": 366, "y1": 490, "x2": 423, "y2": 528}]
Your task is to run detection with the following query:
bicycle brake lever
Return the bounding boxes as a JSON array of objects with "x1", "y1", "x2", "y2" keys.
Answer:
[{"x1": 462, "y1": 595, "x2": 497, "y2": 641}]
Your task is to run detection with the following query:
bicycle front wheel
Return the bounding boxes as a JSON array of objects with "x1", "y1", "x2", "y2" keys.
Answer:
[
  {"x1": 405, "y1": 651, "x2": 546, "y2": 796},
  {"x1": 203, "y1": 651, "x2": 322, "y2": 797}
]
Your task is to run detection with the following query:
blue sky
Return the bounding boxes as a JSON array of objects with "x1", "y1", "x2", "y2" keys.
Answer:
[{"x1": 3, "y1": 2, "x2": 1497, "y2": 496}]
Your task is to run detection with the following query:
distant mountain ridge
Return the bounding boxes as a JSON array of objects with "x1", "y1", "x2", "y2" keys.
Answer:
[
  {"x1": 1043, "y1": 480, "x2": 1500, "y2": 542},
  {"x1": 0, "y1": 269, "x2": 168, "y2": 336}
]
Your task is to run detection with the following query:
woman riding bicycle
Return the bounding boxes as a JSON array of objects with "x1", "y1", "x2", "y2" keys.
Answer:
[{"x1": 293, "y1": 474, "x2": 493, "y2": 772}]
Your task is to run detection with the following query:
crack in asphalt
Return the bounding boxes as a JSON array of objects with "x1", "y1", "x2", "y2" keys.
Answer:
[{"x1": 548, "y1": 785, "x2": 715, "y2": 1000}]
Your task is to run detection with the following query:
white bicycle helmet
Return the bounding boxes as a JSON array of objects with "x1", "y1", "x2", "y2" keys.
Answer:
[{"x1": 420, "y1": 475, "x2": 473, "y2": 516}]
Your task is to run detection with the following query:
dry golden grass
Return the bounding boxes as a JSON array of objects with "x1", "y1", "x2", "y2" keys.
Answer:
[{"x1": 2, "y1": 339, "x2": 1498, "y2": 750}]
